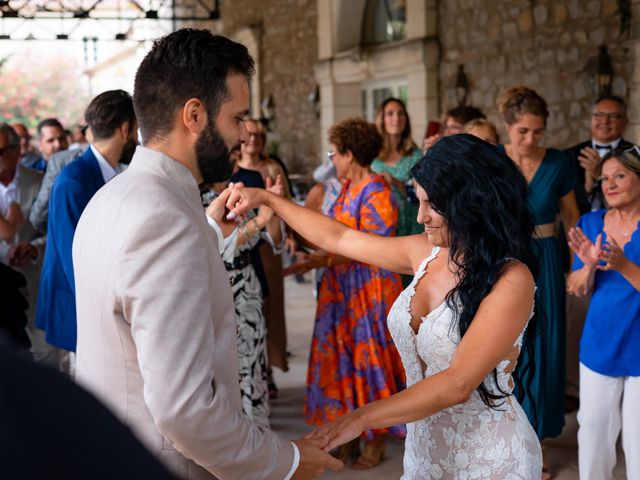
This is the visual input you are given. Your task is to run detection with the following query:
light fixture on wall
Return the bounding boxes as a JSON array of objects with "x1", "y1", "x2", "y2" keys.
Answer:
[
  {"x1": 596, "y1": 44, "x2": 614, "y2": 97},
  {"x1": 455, "y1": 65, "x2": 469, "y2": 106},
  {"x1": 308, "y1": 85, "x2": 320, "y2": 119},
  {"x1": 260, "y1": 94, "x2": 274, "y2": 128}
]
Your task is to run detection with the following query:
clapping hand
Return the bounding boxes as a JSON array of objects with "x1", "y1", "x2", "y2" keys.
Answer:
[
  {"x1": 577, "y1": 147, "x2": 602, "y2": 179},
  {"x1": 7, "y1": 242, "x2": 38, "y2": 267},
  {"x1": 598, "y1": 236, "x2": 629, "y2": 272},
  {"x1": 567, "y1": 228, "x2": 601, "y2": 269},
  {"x1": 422, "y1": 133, "x2": 441, "y2": 152}
]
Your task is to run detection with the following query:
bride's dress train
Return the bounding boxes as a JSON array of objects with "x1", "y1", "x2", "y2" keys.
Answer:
[{"x1": 387, "y1": 247, "x2": 542, "y2": 479}]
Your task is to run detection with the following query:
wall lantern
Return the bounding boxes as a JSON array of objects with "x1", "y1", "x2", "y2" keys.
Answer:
[
  {"x1": 596, "y1": 44, "x2": 614, "y2": 97},
  {"x1": 307, "y1": 85, "x2": 320, "y2": 119},
  {"x1": 455, "y1": 64, "x2": 469, "y2": 106}
]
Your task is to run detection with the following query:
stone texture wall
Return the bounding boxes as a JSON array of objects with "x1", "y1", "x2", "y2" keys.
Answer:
[
  {"x1": 438, "y1": 0, "x2": 640, "y2": 148},
  {"x1": 218, "y1": 0, "x2": 320, "y2": 174}
]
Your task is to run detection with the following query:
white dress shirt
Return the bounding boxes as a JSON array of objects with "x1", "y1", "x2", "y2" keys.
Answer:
[
  {"x1": 592, "y1": 137, "x2": 621, "y2": 158},
  {"x1": 90, "y1": 145, "x2": 119, "y2": 183},
  {"x1": 0, "y1": 167, "x2": 19, "y2": 217}
]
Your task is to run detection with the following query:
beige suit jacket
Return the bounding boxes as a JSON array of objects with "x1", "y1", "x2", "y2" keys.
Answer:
[{"x1": 73, "y1": 146, "x2": 295, "y2": 480}]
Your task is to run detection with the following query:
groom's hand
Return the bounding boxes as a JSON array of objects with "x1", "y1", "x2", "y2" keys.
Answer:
[{"x1": 291, "y1": 438, "x2": 343, "y2": 479}]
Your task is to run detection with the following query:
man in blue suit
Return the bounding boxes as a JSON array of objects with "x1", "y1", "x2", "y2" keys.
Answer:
[{"x1": 36, "y1": 90, "x2": 137, "y2": 367}]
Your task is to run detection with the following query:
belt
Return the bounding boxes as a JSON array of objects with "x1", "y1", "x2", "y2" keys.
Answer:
[{"x1": 533, "y1": 222, "x2": 556, "y2": 239}]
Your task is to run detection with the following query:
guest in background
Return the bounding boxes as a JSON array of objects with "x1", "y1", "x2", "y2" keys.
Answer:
[
  {"x1": 563, "y1": 95, "x2": 634, "y2": 412},
  {"x1": 11, "y1": 123, "x2": 40, "y2": 166},
  {"x1": 69, "y1": 124, "x2": 90, "y2": 151},
  {"x1": 0, "y1": 123, "x2": 60, "y2": 365},
  {"x1": 497, "y1": 86, "x2": 579, "y2": 477},
  {"x1": 565, "y1": 95, "x2": 632, "y2": 214},
  {"x1": 422, "y1": 105, "x2": 485, "y2": 150},
  {"x1": 464, "y1": 118, "x2": 499, "y2": 145},
  {"x1": 567, "y1": 147, "x2": 640, "y2": 480},
  {"x1": 237, "y1": 118, "x2": 291, "y2": 385},
  {"x1": 300, "y1": 118, "x2": 405, "y2": 469},
  {"x1": 35, "y1": 90, "x2": 137, "y2": 372},
  {"x1": 207, "y1": 175, "x2": 285, "y2": 428},
  {"x1": 23, "y1": 118, "x2": 68, "y2": 173},
  {"x1": 372, "y1": 98, "x2": 423, "y2": 240}
]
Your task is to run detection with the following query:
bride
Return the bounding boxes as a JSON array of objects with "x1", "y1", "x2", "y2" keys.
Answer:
[{"x1": 225, "y1": 133, "x2": 542, "y2": 479}]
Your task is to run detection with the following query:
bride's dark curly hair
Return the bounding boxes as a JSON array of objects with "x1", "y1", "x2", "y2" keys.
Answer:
[{"x1": 411, "y1": 133, "x2": 540, "y2": 409}]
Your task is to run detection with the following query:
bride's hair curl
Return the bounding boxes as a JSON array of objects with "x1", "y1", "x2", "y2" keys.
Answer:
[{"x1": 412, "y1": 134, "x2": 541, "y2": 411}]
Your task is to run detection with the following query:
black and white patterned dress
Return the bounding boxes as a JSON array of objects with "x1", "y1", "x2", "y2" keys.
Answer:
[{"x1": 220, "y1": 221, "x2": 284, "y2": 427}]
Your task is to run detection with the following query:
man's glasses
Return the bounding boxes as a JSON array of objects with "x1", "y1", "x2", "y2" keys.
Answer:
[
  {"x1": 592, "y1": 112, "x2": 626, "y2": 121},
  {"x1": 0, "y1": 145, "x2": 18, "y2": 157}
]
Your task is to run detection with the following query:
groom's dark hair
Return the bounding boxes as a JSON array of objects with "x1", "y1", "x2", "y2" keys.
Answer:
[{"x1": 133, "y1": 28, "x2": 255, "y2": 144}]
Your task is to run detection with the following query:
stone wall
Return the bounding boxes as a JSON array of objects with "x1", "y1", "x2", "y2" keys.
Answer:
[
  {"x1": 438, "y1": 0, "x2": 640, "y2": 148},
  {"x1": 217, "y1": 0, "x2": 320, "y2": 174}
]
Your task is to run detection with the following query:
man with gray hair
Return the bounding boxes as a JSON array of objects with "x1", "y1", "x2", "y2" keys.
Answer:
[{"x1": 0, "y1": 123, "x2": 60, "y2": 364}]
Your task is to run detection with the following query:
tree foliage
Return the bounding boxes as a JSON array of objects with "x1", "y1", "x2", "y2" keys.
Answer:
[{"x1": 0, "y1": 49, "x2": 90, "y2": 130}]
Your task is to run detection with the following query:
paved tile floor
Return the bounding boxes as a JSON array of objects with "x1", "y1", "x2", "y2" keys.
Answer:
[{"x1": 271, "y1": 277, "x2": 628, "y2": 479}]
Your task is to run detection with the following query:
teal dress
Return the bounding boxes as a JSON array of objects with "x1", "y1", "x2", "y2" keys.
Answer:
[
  {"x1": 499, "y1": 146, "x2": 575, "y2": 439},
  {"x1": 371, "y1": 148, "x2": 423, "y2": 238}
]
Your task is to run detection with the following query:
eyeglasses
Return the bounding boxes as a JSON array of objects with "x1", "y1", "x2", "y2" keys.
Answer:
[
  {"x1": 0, "y1": 145, "x2": 18, "y2": 157},
  {"x1": 327, "y1": 150, "x2": 336, "y2": 160},
  {"x1": 592, "y1": 112, "x2": 626, "y2": 121}
]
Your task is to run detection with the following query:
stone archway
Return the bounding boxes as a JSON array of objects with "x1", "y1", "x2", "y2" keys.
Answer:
[{"x1": 232, "y1": 26, "x2": 262, "y2": 117}]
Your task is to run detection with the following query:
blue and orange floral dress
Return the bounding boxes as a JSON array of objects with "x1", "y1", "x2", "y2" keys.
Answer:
[{"x1": 304, "y1": 173, "x2": 406, "y2": 440}]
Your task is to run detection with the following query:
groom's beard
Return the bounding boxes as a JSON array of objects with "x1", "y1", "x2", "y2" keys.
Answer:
[
  {"x1": 118, "y1": 138, "x2": 137, "y2": 165},
  {"x1": 195, "y1": 121, "x2": 233, "y2": 184}
]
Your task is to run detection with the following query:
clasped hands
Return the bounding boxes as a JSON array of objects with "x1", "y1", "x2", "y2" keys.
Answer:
[
  {"x1": 205, "y1": 176, "x2": 284, "y2": 229},
  {"x1": 292, "y1": 409, "x2": 368, "y2": 479},
  {"x1": 7, "y1": 242, "x2": 38, "y2": 267}
]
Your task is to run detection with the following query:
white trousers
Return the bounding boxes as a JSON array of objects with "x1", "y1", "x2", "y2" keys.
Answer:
[{"x1": 578, "y1": 363, "x2": 640, "y2": 480}]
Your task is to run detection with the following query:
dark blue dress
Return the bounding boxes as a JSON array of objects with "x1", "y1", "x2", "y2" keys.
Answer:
[{"x1": 499, "y1": 146, "x2": 575, "y2": 439}]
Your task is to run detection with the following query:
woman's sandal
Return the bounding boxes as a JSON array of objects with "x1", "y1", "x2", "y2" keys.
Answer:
[
  {"x1": 334, "y1": 439, "x2": 360, "y2": 465},
  {"x1": 541, "y1": 467, "x2": 555, "y2": 480},
  {"x1": 352, "y1": 438, "x2": 385, "y2": 470}
]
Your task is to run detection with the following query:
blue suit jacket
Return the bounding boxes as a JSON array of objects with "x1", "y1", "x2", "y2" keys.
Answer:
[{"x1": 36, "y1": 148, "x2": 104, "y2": 351}]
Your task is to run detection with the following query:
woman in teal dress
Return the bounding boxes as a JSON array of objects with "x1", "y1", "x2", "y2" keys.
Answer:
[
  {"x1": 498, "y1": 86, "x2": 580, "y2": 477},
  {"x1": 372, "y1": 98, "x2": 423, "y2": 239}
]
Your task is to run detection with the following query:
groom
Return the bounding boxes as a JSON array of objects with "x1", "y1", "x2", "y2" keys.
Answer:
[{"x1": 72, "y1": 29, "x2": 341, "y2": 479}]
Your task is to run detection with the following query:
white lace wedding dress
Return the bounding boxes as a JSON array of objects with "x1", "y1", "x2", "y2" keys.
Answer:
[{"x1": 387, "y1": 247, "x2": 542, "y2": 479}]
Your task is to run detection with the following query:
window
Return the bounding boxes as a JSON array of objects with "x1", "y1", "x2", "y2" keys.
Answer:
[
  {"x1": 361, "y1": 78, "x2": 408, "y2": 122},
  {"x1": 361, "y1": 0, "x2": 407, "y2": 46}
]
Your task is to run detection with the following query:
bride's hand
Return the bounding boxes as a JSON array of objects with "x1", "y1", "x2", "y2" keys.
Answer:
[{"x1": 304, "y1": 410, "x2": 366, "y2": 452}]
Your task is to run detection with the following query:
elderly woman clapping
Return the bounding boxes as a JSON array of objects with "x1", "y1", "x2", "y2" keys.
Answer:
[{"x1": 567, "y1": 147, "x2": 640, "y2": 480}]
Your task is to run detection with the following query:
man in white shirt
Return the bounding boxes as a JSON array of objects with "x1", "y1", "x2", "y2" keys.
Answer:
[
  {"x1": 35, "y1": 90, "x2": 137, "y2": 369},
  {"x1": 0, "y1": 123, "x2": 57, "y2": 363},
  {"x1": 72, "y1": 29, "x2": 341, "y2": 479}
]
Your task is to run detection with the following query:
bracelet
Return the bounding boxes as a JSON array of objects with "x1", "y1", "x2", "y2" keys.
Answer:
[{"x1": 252, "y1": 218, "x2": 261, "y2": 236}]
